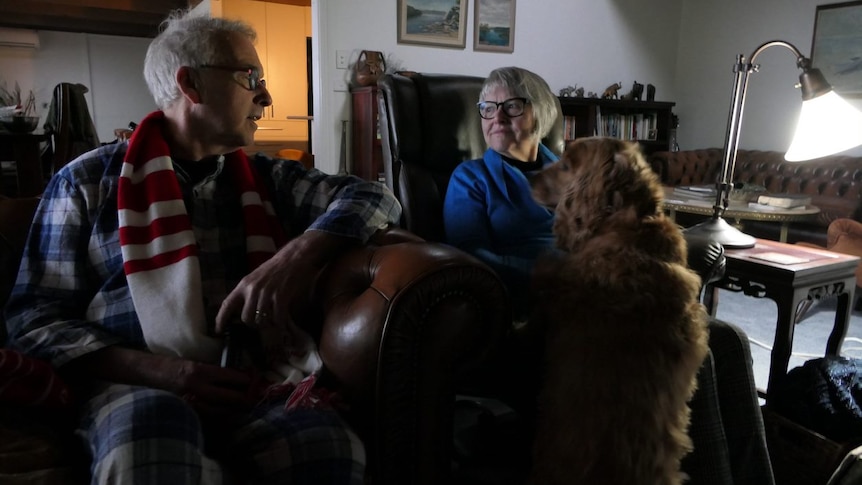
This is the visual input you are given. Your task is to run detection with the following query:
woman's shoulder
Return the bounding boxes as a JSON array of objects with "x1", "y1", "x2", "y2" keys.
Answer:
[
  {"x1": 452, "y1": 157, "x2": 489, "y2": 175},
  {"x1": 453, "y1": 150, "x2": 505, "y2": 176}
]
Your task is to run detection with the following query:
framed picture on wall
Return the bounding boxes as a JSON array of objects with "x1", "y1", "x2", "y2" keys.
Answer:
[
  {"x1": 397, "y1": 0, "x2": 468, "y2": 49},
  {"x1": 811, "y1": 1, "x2": 862, "y2": 98},
  {"x1": 473, "y1": 0, "x2": 516, "y2": 53}
]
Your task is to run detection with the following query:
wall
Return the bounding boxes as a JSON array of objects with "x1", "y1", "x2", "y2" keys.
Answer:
[
  {"x1": 674, "y1": 0, "x2": 862, "y2": 157},
  {"x1": 317, "y1": 0, "x2": 684, "y2": 173},
  {"x1": 0, "y1": 31, "x2": 154, "y2": 143},
  {"x1": 2, "y1": 0, "x2": 858, "y2": 173}
]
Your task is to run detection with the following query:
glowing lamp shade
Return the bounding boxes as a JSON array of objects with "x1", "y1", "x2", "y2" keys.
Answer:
[{"x1": 785, "y1": 90, "x2": 862, "y2": 161}]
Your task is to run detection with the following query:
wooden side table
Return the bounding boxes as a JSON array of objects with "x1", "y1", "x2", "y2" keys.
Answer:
[
  {"x1": 704, "y1": 239, "x2": 859, "y2": 402},
  {"x1": 0, "y1": 132, "x2": 49, "y2": 197}
]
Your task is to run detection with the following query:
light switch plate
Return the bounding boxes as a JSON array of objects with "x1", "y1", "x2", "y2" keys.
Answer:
[{"x1": 336, "y1": 50, "x2": 349, "y2": 69}]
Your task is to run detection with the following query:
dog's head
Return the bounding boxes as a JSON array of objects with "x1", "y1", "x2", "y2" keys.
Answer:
[{"x1": 530, "y1": 137, "x2": 664, "y2": 251}]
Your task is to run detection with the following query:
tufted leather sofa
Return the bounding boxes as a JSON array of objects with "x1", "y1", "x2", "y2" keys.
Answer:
[
  {"x1": 648, "y1": 148, "x2": 862, "y2": 245},
  {"x1": 0, "y1": 196, "x2": 511, "y2": 485}
]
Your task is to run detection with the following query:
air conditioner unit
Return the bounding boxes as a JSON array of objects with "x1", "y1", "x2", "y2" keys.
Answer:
[{"x1": 0, "y1": 28, "x2": 40, "y2": 49}]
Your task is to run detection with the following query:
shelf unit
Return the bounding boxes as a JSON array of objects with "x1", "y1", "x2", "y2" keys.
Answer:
[
  {"x1": 350, "y1": 85, "x2": 385, "y2": 182},
  {"x1": 558, "y1": 97, "x2": 676, "y2": 155}
]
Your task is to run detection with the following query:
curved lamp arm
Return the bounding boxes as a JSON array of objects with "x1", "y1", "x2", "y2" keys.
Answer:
[{"x1": 689, "y1": 39, "x2": 862, "y2": 249}]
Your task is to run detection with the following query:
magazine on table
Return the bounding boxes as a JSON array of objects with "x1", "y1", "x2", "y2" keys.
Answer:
[{"x1": 672, "y1": 185, "x2": 717, "y2": 201}]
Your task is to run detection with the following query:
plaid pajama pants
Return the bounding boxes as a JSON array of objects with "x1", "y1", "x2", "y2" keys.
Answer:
[{"x1": 75, "y1": 383, "x2": 365, "y2": 485}]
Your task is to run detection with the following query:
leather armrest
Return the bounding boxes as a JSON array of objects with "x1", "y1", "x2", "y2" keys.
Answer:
[
  {"x1": 828, "y1": 218, "x2": 862, "y2": 254},
  {"x1": 826, "y1": 218, "x2": 862, "y2": 287},
  {"x1": 313, "y1": 235, "x2": 510, "y2": 485}
]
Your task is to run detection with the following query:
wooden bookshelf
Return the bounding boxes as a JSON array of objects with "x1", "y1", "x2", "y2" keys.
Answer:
[{"x1": 558, "y1": 97, "x2": 676, "y2": 155}]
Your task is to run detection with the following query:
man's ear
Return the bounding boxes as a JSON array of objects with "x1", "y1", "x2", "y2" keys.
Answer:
[{"x1": 177, "y1": 66, "x2": 202, "y2": 104}]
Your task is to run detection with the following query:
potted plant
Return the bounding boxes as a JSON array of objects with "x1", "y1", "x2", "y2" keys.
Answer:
[{"x1": 0, "y1": 82, "x2": 39, "y2": 133}]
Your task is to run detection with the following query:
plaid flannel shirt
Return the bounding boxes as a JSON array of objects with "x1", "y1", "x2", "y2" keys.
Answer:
[{"x1": 4, "y1": 142, "x2": 401, "y2": 368}]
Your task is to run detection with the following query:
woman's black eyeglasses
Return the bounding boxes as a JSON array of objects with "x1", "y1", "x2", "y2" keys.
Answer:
[
  {"x1": 200, "y1": 65, "x2": 266, "y2": 91},
  {"x1": 477, "y1": 97, "x2": 530, "y2": 119}
]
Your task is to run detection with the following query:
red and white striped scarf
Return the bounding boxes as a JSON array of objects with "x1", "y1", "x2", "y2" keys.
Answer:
[
  {"x1": 117, "y1": 113, "x2": 324, "y2": 410},
  {"x1": 119, "y1": 111, "x2": 286, "y2": 362},
  {"x1": 117, "y1": 111, "x2": 326, "y2": 409}
]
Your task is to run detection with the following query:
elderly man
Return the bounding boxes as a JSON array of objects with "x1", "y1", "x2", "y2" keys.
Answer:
[{"x1": 4, "y1": 8, "x2": 399, "y2": 484}]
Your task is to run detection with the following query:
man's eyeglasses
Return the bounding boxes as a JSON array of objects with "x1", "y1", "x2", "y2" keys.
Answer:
[
  {"x1": 477, "y1": 97, "x2": 530, "y2": 119},
  {"x1": 200, "y1": 65, "x2": 266, "y2": 91}
]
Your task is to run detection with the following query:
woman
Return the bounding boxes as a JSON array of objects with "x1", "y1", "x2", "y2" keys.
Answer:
[{"x1": 443, "y1": 66, "x2": 559, "y2": 319}]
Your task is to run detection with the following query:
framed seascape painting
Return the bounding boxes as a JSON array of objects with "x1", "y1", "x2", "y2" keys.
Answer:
[
  {"x1": 811, "y1": 1, "x2": 862, "y2": 98},
  {"x1": 397, "y1": 0, "x2": 468, "y2": 49},
  {"x1": 473, "y1": 0, "x2": 516, "y2": 53}
]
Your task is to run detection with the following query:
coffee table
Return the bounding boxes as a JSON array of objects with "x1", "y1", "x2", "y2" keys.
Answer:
[
  {"x1": 703, "y1": 239, "x2": 859, "y2": 402},
  {"x1": 662, "y1": 187, "x2": 820, "y2": 242}
]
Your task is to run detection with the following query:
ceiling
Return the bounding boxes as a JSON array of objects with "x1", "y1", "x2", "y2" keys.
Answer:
[{"x1": 0, "y1": 0, "x2": 311, "y2": 39}]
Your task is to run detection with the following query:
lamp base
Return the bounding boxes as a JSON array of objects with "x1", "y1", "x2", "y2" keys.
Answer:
[{"x1": 683, "y1": 216, "x2": 756, "y2": 249}]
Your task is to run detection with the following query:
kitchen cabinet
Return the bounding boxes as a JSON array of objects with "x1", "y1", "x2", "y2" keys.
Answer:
[{"x1": 218, "y1": 0, "x2": 310, "y2": 143}]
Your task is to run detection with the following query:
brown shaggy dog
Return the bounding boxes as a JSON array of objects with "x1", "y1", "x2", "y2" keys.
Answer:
[{"x1": 526, "y1": 137, "x2": 709, "y2": 485}]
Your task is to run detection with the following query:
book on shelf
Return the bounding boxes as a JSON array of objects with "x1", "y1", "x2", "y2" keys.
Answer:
[
  {"x1": 563, "y1": 115, "x2": 577, "y2": 140},
  {"x1": 756, "y1": 194, "x2": 812, "y2": 208}
]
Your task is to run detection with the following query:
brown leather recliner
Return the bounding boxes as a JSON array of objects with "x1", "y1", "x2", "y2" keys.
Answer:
[{"x1": 0, "y1": 195, "x2": 511, "y2": 485}]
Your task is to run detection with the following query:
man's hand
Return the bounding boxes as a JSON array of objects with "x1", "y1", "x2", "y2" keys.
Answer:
[{"x1": 215, "y1": 230, "x2": 356, "y2": 333}]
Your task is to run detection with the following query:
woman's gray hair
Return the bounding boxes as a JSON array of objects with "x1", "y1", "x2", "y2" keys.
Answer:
[
  {"x1": 144, "y1": 9, "x2": 257, "y2": 110},
  {"x1": 480, "y1": 66, "x2": 558, "y2": 139}
]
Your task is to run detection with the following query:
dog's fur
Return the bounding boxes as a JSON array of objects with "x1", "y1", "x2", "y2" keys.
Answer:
[{"x1": 526, "y1": 137, "x2": 709, "y2": 485}]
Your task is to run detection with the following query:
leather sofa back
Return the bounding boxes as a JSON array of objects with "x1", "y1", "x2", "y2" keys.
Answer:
[
  {"x1": 377, "y1": 72, "x2": 565, "y2": 242},
  {"x1": 648, "y1": 149, "x2": 862, "y2": 243}
]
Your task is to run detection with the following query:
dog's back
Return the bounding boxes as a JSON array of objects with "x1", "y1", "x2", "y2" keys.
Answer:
[{"x1": 528, "y1": 138, "x2": 709, "y2": 485}]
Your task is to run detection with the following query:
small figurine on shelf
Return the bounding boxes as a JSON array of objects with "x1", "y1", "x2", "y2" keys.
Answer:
[
  {"x1": 621, "y1": 81, "x2": 644, "y2": 101},
  {"x1": 574, "y1": 86, "x2": 585, "y2": 97},
  {"x1": 587, "y1": 91, "x2": 598, "y2": 98},
  {"x1": 647, "y1": 84, "x2": 656, "y2": 101},
  {"x1": 601, "y1": 82, "x2": 622, "y2": 99},
  {"x1": 559, "y1": 85, "x2": 577, "y2": 97}
]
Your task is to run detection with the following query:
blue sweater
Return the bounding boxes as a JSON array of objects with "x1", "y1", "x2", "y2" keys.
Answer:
[{"x1": 443, "y1": 145, "x2": 558, "y2": 314}]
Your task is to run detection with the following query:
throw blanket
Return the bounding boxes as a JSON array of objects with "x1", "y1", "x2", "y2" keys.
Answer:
[
  {"x1": 0, "y1": 349, "x2": 71, "y2": 409},
  {"x1": 772, "y1": 356, "x2": 862, "y2": 441},
  {"x1": 118, "y1": 111, "x2": 322, "y2": 409}
]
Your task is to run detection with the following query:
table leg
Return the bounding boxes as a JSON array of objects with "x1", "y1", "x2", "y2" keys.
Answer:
[
  {"x1": 765, "y1": 288, "x2": 808, "y2": 404},
  {"x1": 703, "y1": 285, "x2": 718, "y2": 317},
  {"x1": 826, "y1": 285, "x2": 855, "y2": 355}
]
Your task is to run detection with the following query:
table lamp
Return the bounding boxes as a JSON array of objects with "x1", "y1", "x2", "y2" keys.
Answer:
[{"x1": 683, "y1": 40, "x2": 862, "y2": 249}]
